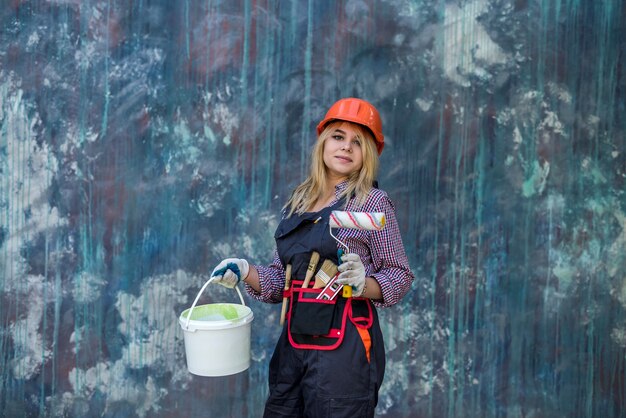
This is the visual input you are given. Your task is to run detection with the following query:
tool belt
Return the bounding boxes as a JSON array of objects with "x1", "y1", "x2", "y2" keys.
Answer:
[{"x1": 287, "y1": 280, "x2": 373, "y2": 350}]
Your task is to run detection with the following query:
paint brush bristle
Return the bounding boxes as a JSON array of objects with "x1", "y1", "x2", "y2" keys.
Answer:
[{"x1": 313, "y1": 259, "x2": 338, "y2": 289}]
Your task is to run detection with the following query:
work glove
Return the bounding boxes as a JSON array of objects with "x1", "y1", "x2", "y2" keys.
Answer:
[
  {"x1": 210, "y1": 258, "x2": 250, "y2": 288},
  {"x1": 336, "y1": 253, "x2": 366, "y2": 297}
]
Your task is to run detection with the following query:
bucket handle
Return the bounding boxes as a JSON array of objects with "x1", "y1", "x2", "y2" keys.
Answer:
[{"x1": 184, "y1": 277, "x2": 246, "y2": 330}]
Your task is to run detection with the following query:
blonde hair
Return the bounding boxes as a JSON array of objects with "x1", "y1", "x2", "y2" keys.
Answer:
[{"x1": 284, "y1": 121, "x2": 379, "y2": 216}]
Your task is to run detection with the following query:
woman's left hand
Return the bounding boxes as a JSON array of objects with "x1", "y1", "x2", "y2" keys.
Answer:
[{"x1": 337, "y1": 253, "x2": 366, "y2": 296}]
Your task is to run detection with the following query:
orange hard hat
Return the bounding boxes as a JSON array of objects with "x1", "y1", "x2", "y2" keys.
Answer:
[{"x1": 316, "y1": 98, "x2": 385, "y2": 155}]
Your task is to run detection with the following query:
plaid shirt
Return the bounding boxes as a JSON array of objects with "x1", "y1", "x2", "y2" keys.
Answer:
[{"x1": 248, "y1": 181, "x2": 414, "y2": 308}]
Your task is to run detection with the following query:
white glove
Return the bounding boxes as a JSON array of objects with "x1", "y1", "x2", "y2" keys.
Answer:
[
  {"x1": 210, "y1": 258, "x2": 250, "y2": 288},
  {"x1": 336, "y1": 253, "x2": 366, "y2": 297}
]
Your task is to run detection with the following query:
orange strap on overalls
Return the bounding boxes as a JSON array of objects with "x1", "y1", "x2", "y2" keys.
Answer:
[
  {"x1": 348, "y1": 298, "x2": 374, "y2": 363},
  {"x1": 356, "y1": 326, "x2": 372, "y2": 362}
]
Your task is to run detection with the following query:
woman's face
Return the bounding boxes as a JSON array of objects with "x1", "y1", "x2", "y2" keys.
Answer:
[{"x1": 322, "y1": 122, "x2": 364, "y2": 182}]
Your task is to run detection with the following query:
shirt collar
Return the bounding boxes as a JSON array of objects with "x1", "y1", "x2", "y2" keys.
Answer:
[{"x1": 334, "y1": 180, "x2": 349, "y2": 197}]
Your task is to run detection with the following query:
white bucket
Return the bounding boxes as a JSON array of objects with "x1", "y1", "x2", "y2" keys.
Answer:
[{"x1": 179, "y1": 279, "x2": 253, "y2": 377}]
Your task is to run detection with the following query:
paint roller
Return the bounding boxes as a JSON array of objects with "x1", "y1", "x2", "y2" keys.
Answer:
[{"x1": 328, "y1": 211, "x2": 386, "y2": 297}]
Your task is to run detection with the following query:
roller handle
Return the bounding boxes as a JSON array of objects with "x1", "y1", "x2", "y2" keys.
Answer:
[
  {"x1": 337, "y1": 248, "x2": 352, "y2": 298},
  {"x1": 279, "y1": 264, "x2": 292, "y2": 326}
]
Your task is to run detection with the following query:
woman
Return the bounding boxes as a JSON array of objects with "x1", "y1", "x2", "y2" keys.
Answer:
[{"x1": 211, "y1": 98, "x2": 414, "y2": 417}]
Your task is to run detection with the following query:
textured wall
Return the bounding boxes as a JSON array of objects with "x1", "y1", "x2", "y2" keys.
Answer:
[{"x1": 1, "y1": 1, "x2": 625, "y2": 417}]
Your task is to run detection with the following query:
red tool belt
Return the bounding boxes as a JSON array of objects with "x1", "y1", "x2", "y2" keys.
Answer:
[{"x1": 287, "y1": 279, "x2": 373, "y2": 351}]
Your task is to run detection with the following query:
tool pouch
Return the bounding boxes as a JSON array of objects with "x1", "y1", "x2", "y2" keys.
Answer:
[
  {"x1": 287, "y1": 280, "x2": 373, "y2": 350},
  {"x1": 287, "y1": 280, "x2": 348, "y2": 350}
]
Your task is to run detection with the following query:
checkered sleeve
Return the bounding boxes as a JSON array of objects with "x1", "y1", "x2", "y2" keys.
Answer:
[
  {"x1": 246, "y1": 249, "x2": 285, "y2": 304},
  {"x1": 369, "y1": 194, "x2": 414, "y2": 307},
  {"x1": 349, "y1": 189, "x2": 414, "y2": 308}
]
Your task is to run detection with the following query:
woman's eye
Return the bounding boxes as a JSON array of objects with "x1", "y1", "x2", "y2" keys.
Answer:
[
  {"x1": 353, "y1": 140, "x2": 361, "y2": 146},
  {"x1": 333, "y1": 135, "x2": 344, "y2": 140}
]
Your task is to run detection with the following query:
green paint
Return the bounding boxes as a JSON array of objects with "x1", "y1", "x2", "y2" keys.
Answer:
[{"x1": 182, "y1": 303, "x2": 245, "y2": 322}]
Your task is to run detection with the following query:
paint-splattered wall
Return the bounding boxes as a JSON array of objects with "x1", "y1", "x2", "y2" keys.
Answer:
[{"x1": 1, "y1": 1, "x2": 624, "y2": 417}]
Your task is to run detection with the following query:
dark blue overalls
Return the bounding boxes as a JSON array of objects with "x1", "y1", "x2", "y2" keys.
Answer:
[{"x1": 263, "y1": 202, "x2": 386, "y2": 418}]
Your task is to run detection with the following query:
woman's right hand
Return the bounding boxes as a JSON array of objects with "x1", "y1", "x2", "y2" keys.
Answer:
[{"x1": 210, "y1": 258, "x2": 250, "y2": 288}]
